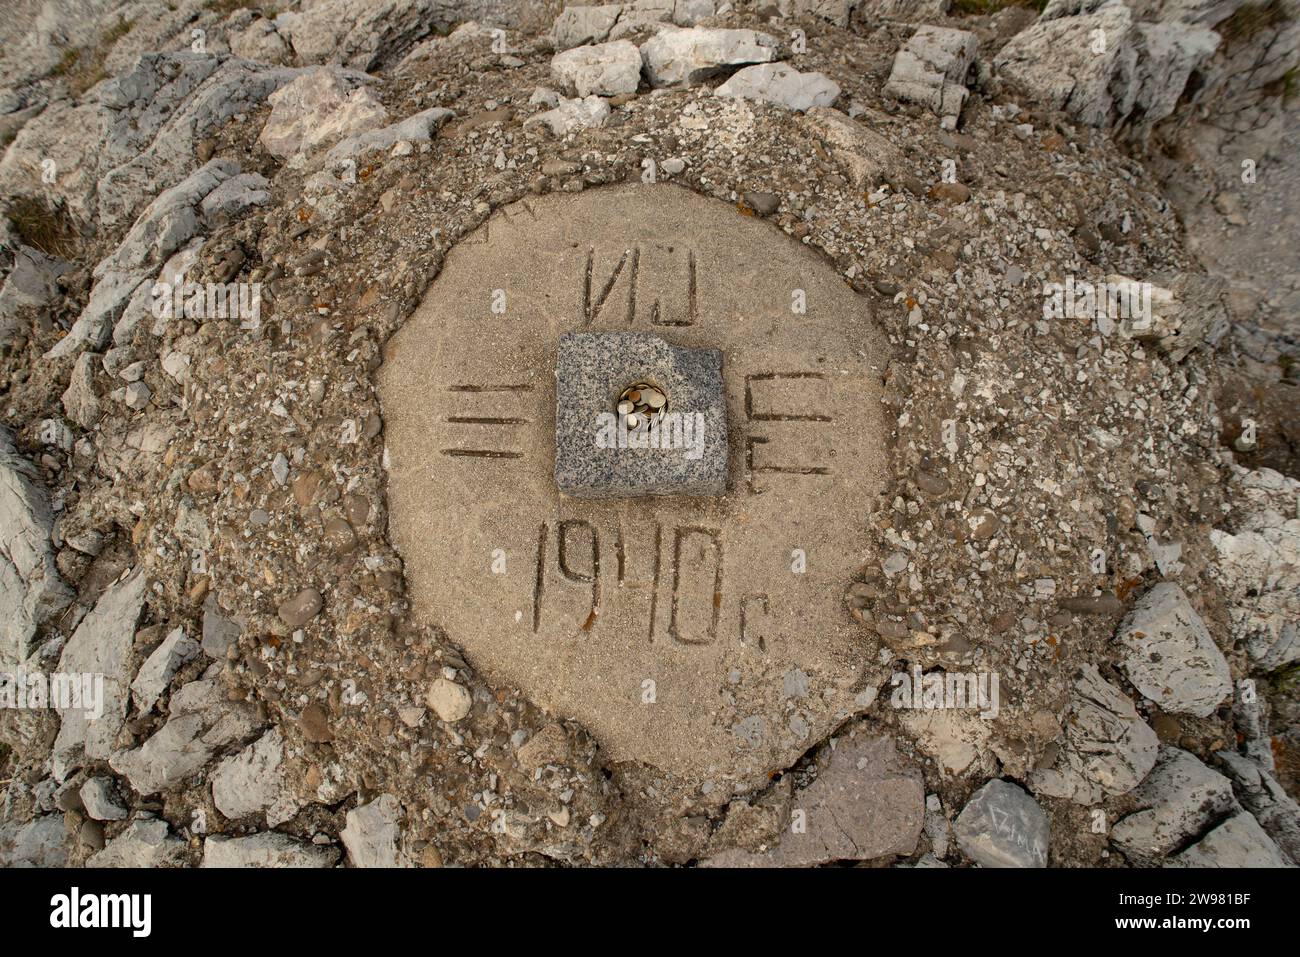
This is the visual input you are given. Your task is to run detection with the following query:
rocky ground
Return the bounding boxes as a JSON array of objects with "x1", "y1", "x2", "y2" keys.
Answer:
[{"x1": 0, "y1": 0, "x2": 1297, "y2": 868}]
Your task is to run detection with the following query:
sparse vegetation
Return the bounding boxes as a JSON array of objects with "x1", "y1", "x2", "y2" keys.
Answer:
[
  {"x1": 1219, "y1": 0, "x2": 1292, "y2": 44},
  {"x1": 6, "y1": 195, "x2": 78, "y2": 258},
  {"x1": 46, "y1": 17, "x2": 134, "y2": 96},
  {"x1": 952, "y1": 0, "x2": 1049, "y2": 15}
]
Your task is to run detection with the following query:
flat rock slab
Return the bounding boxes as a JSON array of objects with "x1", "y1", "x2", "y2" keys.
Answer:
[
  {"x1": 554, "y1": 331, "x2": 728, "y2": 497},
  {"x1": 380, "y1": 184, "x2": 890, "y2": 794}
]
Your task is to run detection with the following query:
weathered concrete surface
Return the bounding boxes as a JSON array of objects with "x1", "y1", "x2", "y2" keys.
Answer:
[{"x1": 380, "y1": 184, "x2": 890, "y2": 795}]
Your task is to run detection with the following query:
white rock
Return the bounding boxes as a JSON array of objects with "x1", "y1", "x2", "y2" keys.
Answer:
[
  {"x1": 640, "y1": 27, "x2": 780, "y2": 87},
  {"x1": 426, "y1": 677, "x2": 473, "y2": 722},
  {"x1": 131, "y1": 626, "x2": 200, "y2": 713},
  {"x1": 1168, "y1": 812, "x2": 1293, "y2": 868},
  {"x1": 1111, "y1": 748, "x2": 1238, "y2": 864},
  {"x1": 80, "y1": 776, "x2": 128, "y2": 821},
  {"x1": 1116, "y1": 583, "x2": 1232, "y2": 718},
  {"x1": 259, "y1": 68, "x2": 388, "y2": 162},
  {"x1": 715, "y1": 62, "x2": 840, "y2": 111},
  {"x1": 551, "y1": 40, "x2": 642, "y2": 97},
  {"x1": 212, "y1": 729, "x2": 285, "y2": 821},
  {"x1": 0, "y1": 428, "x2": 73, "y2": 669},
  {"x1": 51, "y1": 568, "x2": 148, "y2": 780},
  {"x1": 88, "y1": 816, "x2": 186, "y2": 867},
  {"x1": 525, "y1": 95, "x2": 611, "y2": 135},
  {"x1": 202, "y1": 833, "x2": 339, "y2": 868},
  {"x1": 884, "y1": 25, "x2": 977, "y2": 121},
  {"x1": 341, "y1": 793, "x2": 408, "y2": 867},
  {"x1": 1029, "y1": 664, "x2": 1159, "y2": 804}
]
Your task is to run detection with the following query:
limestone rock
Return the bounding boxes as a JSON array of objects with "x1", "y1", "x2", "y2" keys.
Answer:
[
  {"x1": 1167, "y1": 812, "x2": 1293, "y2": 867},
  {"x1": 715, "y1": 63, "x2": 840, "y2": 112},
  {"x1": 554, "y1": 5, "x2": 625, "y2": 50},
  {"x1": 202, "y1": 832, "x2": 339, "y2": 868},
  {"x1": 51, "y1": 568, "x2": 149, "y2": 780},
  {"x1": 88, "y1": 816, "x2": 186, "y2": 867},
  {"x1": 802, "y1": 106, "x2": 903, "y2": 188},
  {"x1": 341, "y1": 793, "x2": 408, "y2": 867},
  {"x1": 1116, "y1": 583, "x2": 1232, "y2": 718},
  {"x1": 993, "y1": 0, "x2": 1220, "y2": 139},
  {"x1": 1111, "y1": 748, "x2": 1238, "y2": 864},
  {"x1": 1207, "y1": 467, "x2": 1300, "y2": 672},
  {"x1": 1028, "y1": 664, "x2": 1159, "y2": 804},
  {"x1": 131, "y1": 625, "x2": 200, "y2": 713},
  {"x1": 110, "y1": 671, "x2": 259, "y2": 795},
  {"x1": 640, "y1": 27, "x2": 780, "y2": 87},
  {"x1": 259, "y1": 68, "x2": 389, "y2": 162},
  {"x1": 212, "y1": 729, "x2": 286, "y2": 822},
  {"x1": 954, "y1": 779, "x2": 1050, "y2": 867},
  {"x1": 525, "y1": 95, "x2": 611, "y2": 135},
  {"x1": 80, "y1": 776, "x2": 128, "y2": 821},
  {"x1": 883, "y1": 25, "x2": 977, "y2": 124},
  {"x1": 551, "y1": 40, "x2": 642, "y2": 97},
  {"x1": 0, "y1": 428, "x2": 73, "y2": 669},
  {"x1": 0, "y1": 814, "x2": 68, "y2": 867},
  {"x1": 778, "y1": 0, "x2": 857, "y2": 26},
  {"x1": 1217, "y1": 750, "x2": 1300, "y2": 864}
]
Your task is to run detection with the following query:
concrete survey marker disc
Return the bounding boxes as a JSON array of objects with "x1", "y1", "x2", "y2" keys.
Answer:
[{"x1": 381, "y1": 184, "x2": 889, "y2": 794}]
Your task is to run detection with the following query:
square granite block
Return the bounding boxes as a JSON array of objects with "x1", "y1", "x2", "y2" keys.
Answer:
[{"x1": 554, "y1": 332, "x2": 728, "y2": 497}]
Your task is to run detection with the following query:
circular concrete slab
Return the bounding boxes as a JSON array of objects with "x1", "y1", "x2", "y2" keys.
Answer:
[{"x1": 380, "y1": 184, "x2": 890, "y2": 795}]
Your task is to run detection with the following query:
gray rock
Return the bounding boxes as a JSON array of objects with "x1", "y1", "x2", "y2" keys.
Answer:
[
  {"x1": 554, "y1": 4, "x2": 625, "y2": 50},
  {"x1": 1029, "y1": 664, "x2": 1159, "y2": 804},
  {"x1": 864, "y1": 0, "x2": 952, "y2": 19},
  {"x1": 1208, "y1": 468, "x2": 1300, "y2": 672},
  {"x1": 87, "y1": 816, "x2": 186, "y2": 867},
  {"x1": 803, "y1": 106, "x2": 903, "y2": 189},
  {"x1": 703, "y1": 733, "x2": 925, "y2": 866},
  {"x1": 1111, "y1": 748, "x2": 1238, "y2": 864},
  {"x1": 1168, "y1": 812, "x2": 1293, "y2": 867},
  {"x1": 0, "y1": 428, "x2": 73, "y2": 669},
  {"x1": 640, "y1": 27, "x2": 780, "y2": 87},
  {"x1": 0, "y1": 814, "x2": 68, "y2": 867},
  {"x1": 80, "y1": 776, "x2": 128, "y2": 822},
  {"x1": 554, "y1": 332, "x2": 728, "y2": 498},
  {"x1": 50, "y1": 159, "x2": 260, "y2": 359},
  {"x1": 229, "y1": 15, "x2": 293, "y2": 64},
  {"x1": 321, "y1": 107, "x2": 456, "y2": 165},
  {"x1": 277, "y1": 0, "x2": 516, "y2": 72},
  {"x1": 992, "y1": 0, "x2": 1220, "y2": 139},
  {"x1": 259, "y1": 68, "x2": 388, "y2": 161},
  {"x1": 551, "y1": 40, "x2": 642, "y2": 97},
  {"x1": 1217, "y1": 750, "x2": 1300, "y2": 864},
  {"x1": 201, "y1": 594, "x2": 242, "y2": 658},
  {"x1": 341, "y1": 793, "x2": 408, "y2": 867},
  {"x1": 212, "y1": 728, "x2": 286, "y2": 822},
  {"x1": 93, "y1": 54, "x2": 305, "y2": 228},
  {"x1": 778, "y1": 0, "x2": 857, "y2": 26},
  {"x1": 110, "y1": 672, "x2": 259, "y2": 795},
  {"x1": 715, "y1": 63, "x2": 840, "y2": 112},
  {"x1": 526, "y1": 94, "x2": 612, "y2": 135},
  {"x1": 202, "y1": 832, "x2": 339, "y2": 868},
  {"x1": 0, "y1": 245, "x2": 70, "y2": 347},
  {"x1": 1116, "y1": 583, "x2": 1232, "y2": 718},
  {"x1": 131, "y1": 625, "x2": 200, "y2": 713},
  {"x1": 954, "y1": 779, "x2": 1050, "y2": 867},
  {"x1": 61, "y1": 353, "x2": 102, "y2": 429},
  {"x1": 52, "y1": 568, "x2": 149, "y2": 780},
  {"x1": 883, "y1": 25, "x2": 978, "y2": 123}
]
